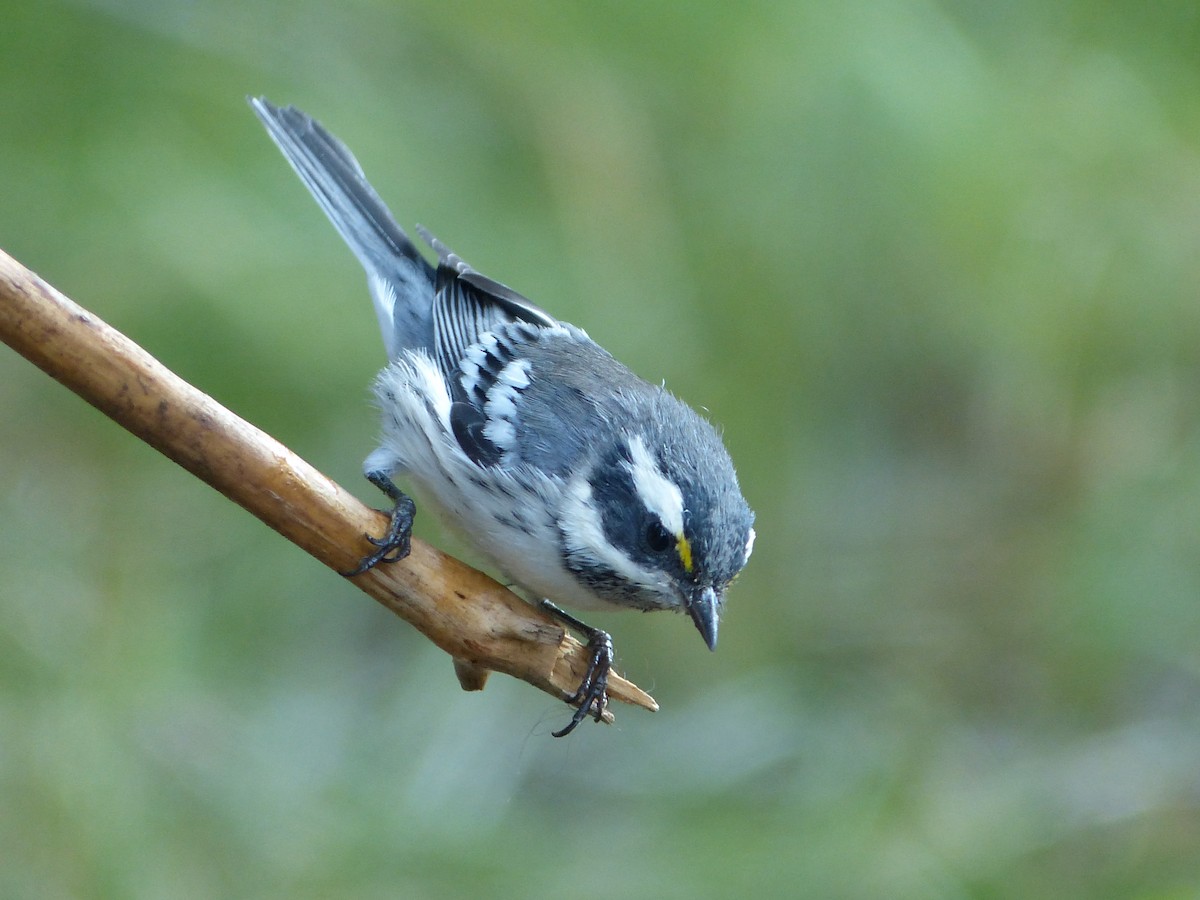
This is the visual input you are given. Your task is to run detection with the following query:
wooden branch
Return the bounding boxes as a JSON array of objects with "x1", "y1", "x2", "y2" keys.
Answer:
[{"x1": 0, "y1": 247, "x2": 657, "y2": 727}]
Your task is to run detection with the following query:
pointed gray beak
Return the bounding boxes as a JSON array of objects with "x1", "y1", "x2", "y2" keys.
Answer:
[{"x1": 687, "y1": 585, "x2": 720, "y2": 650}]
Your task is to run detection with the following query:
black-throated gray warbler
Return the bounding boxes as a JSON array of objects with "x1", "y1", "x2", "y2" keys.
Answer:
[{"x1": 252, "y1": 98, "x2": 755, "y2": 735}]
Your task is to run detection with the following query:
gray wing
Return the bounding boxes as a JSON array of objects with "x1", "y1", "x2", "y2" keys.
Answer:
[
  {"x1": 411, "y1": 228, "x2": 568, "y2": 467},
  {"x1": 253, "y1": 98, "x2": 613, "y2": 473},
  {"x1": 419, "y1": 227, "x2": 557, "y2": 378},
  {"x1": 250, "y1": 97, "x2": 436, "y2": 358},
  {"x1": 449, "y1": 318, "x2": 646, "y2": 477}
]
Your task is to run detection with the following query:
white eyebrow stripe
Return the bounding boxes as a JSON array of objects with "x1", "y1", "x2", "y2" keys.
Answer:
[{"x1": 624, "y1": 435, "x2": 685, "y2": 535}]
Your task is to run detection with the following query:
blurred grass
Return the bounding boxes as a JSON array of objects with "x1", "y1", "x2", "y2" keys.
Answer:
[{"x1": 3, "y1": 0, "x2": 1200, "y2": 897}]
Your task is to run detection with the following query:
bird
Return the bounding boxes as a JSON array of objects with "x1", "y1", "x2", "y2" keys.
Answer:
[{"x1": 251, "y1": 97, "x2": 755, "y2": 735}]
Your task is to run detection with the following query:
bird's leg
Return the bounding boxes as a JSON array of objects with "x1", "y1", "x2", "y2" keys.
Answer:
[
  {"x1": 341, "y1": 470, "x2": 417, "y2": 576},
  {"x1": 541, "y1": 599, "x2": 614, "y2": 737}
]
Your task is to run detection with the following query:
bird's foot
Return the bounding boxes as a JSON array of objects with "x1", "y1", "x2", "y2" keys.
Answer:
[
  {"x1": 341, "y1": 472, "x2": 416, "y2": 576},
  {"x1": 542, "y1": 600, "x2": 614, "y2": 737}
]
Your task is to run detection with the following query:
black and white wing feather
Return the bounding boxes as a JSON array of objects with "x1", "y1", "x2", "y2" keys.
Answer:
[
  {"x1": 418, "y1": 230, "x2": 561, "y2": 468},
  {"x1": 420, "y1": 226, "x2": 556, "y2": 376}
]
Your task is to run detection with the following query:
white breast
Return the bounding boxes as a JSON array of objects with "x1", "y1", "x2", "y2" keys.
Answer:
[{"x1": 369, "y1": 352, "x2": 624, "y2": 611}]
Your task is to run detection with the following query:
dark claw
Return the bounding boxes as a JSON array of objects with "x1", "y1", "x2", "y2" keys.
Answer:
[
  {"x1": 341, "y1": 472, "x2": 416, "y2": 576},
  {"x1": 542, "y1": 600, "x2": 614, "y2": 737}
]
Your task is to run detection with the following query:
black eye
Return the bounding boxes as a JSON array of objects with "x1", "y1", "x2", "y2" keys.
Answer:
[{"x1": 645, "y1": 519, "x2": 673, "y2": 553}]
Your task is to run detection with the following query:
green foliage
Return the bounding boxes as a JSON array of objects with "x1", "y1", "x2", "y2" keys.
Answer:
[{"x1": 2, "y1": 1, "x2": 1199, "y2": 896}]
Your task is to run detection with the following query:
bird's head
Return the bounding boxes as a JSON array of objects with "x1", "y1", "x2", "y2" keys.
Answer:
[{"x1": 558, "y1": 403, "x2": 755, "y2": 648}]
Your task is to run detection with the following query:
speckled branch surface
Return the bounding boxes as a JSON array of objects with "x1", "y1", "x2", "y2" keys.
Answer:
[{"x1": 0, "y1": 247, "x2": 657, "y2": 726}]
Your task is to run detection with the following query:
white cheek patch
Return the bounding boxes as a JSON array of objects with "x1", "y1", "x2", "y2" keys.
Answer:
[
  {"x1": 624, "y1": 435, "x2": 685, "y2": 536},
  {"x1": 744, "y1": 527, "x2": 756, "y2": 564},
  {"x1": 559, "y1": 475, "x2": 659, "y2": 590}
]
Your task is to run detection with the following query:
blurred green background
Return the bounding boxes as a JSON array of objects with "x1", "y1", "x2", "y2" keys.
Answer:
[{"x1": 3, "y1": 1, "x2": 1199, "y2": 897}]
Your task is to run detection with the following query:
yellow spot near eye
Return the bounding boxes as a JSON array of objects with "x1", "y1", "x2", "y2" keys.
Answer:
[{"x1": 677, "y1": 534, "x2": 694, "y2": 574}]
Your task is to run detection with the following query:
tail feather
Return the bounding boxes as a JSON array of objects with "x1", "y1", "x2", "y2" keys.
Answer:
[{"x1": 250, "y1": 97, "x2": 435, "y2": 358}]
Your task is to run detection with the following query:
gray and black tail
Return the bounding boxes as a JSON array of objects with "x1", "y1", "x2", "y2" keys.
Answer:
[{"x1": 250, "y1": 97, "x2": 436, "y2": 359}]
